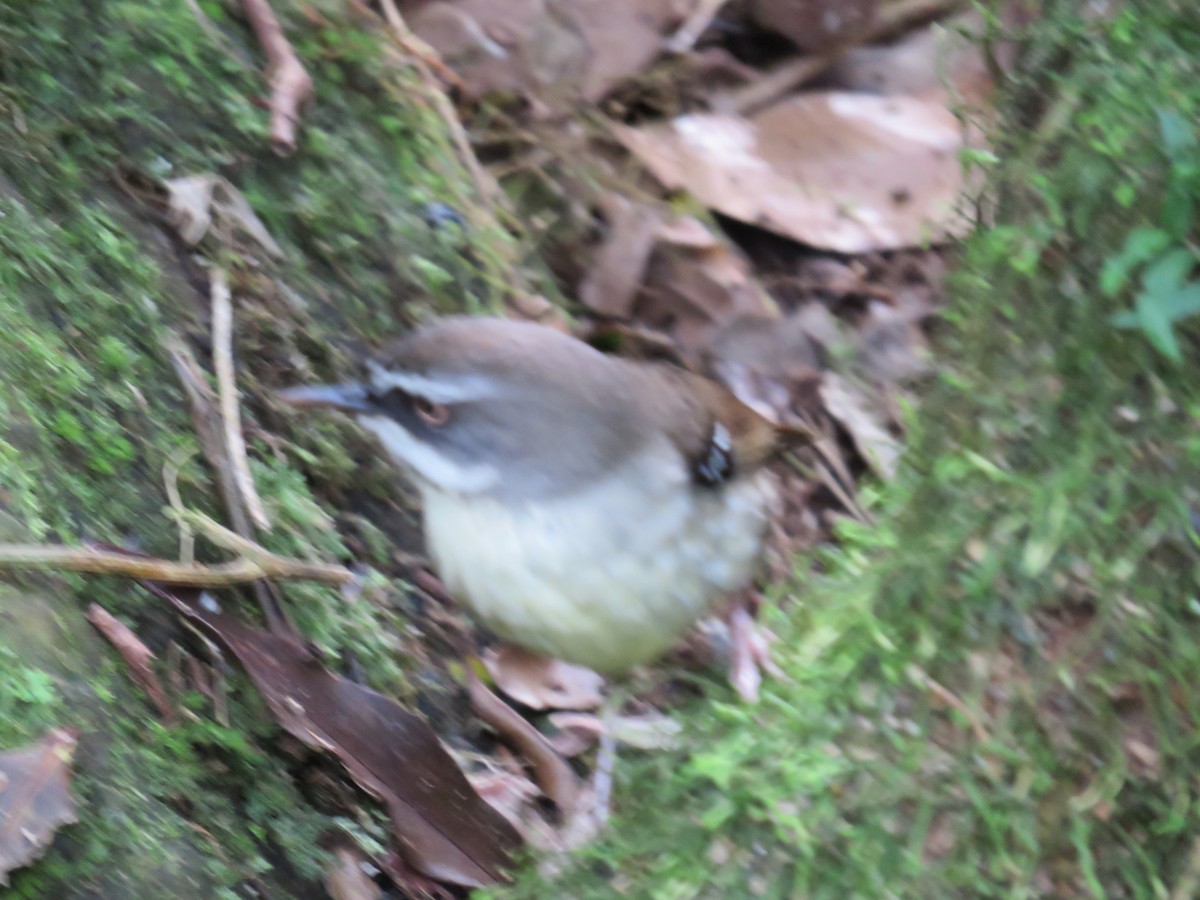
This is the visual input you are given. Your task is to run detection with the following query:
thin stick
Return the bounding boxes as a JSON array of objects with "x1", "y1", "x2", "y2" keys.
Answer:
[
  {"x1": 167, "y1": 336, "x2": 293, "y2": 634},
  {"x1": 715, "y1": 0, "x2": 965, "y2": 116},
  {"x1": 0, "y1": 543, "x2": 353, "y2": 587},
  {"x1": 239, "y1": 0, "x2": 314, "y2": 155},
  {"x1": 907, "y1": 663, "x2": 989, "y2": 744},
  {"x1": 663, "y1": 0, "x2": 729, "y2": 53},
  {"x1": 172, "y1": 508, "x2": 288, "y2": 568},
  {"x1": 467, "y1": 670, "x2": 583, "y2": 815},
  {"x1": 163, "y1": 447, "x2": 197, "y2": 566},
  {"x1": 210, "y1": 268, "x2": 271, "y2": 532},
  {"x1": 87, "y1": 603, "x2": 176, "y2": 722},
  {"x1": 375, "y1": 0, "x2": 501, "y2": 208}
]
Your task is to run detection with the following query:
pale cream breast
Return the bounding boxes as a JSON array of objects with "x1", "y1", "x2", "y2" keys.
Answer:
[{"x1": 419, "y1": 441, "x2": 774, "y2": 674}]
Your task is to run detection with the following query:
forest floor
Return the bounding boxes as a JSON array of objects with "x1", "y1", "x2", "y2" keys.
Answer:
[{"x1": 1, "y1": 1, "x2": 1199, "y2": 898}]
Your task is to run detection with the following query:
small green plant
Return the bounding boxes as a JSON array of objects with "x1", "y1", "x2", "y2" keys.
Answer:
[{"x1": 1107, "y1": 109, "x2": 1200, "y2": 361}]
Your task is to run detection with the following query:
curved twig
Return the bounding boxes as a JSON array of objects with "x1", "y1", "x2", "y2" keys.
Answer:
[{"x1": 0, "y1": 538, "x2": 353, "y2": 588}]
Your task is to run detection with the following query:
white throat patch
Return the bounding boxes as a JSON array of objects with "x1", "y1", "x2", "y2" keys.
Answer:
[{"x1": 357, "y1": 414, "x2": 499, "y2": 493}]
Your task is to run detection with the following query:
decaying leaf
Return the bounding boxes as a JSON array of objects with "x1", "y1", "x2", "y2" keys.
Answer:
[
  {"x1": 483, "y1": 645, "x2": 605, "y2": 711},
  {"x1": 164, "y1": 173, "x2": 284, "y2": 258},
  {"x1": 578, "y1": 196, "x2": 665, "y2": 319},
  {"x1": 139, "y1": 580, "x2": 521, "y2": 888},
  {"x1": 820, "y1": 373, "x2": 901, "y2": 479},
  {"x1": 0, "y1": 730, "x2": 79, "y2": 887},
  {"x1": 407, "y1": 0, "x2": 685, "y2": 108},
  {"x1": 706, "y1": 312, "x2": 824, "y2": 421},
  {"x1": 639, "y1": 215, "x2": 776, "y2": 361},
  {"x1": 827, "y1": 14, "x2": 994, "y2": 108},
  {"x1": 468, "y1": 769, "x2": 541, "y2": 830},
  {"x1": 749, "y1": 0, "x2": 878, "y2": 52},
  {"x1": 579, "y1": 205, "x2": 776, "y2": 364},
  {"x1": 466, "y1": 674, "x2": 583, "y2": 813},
  {"x1": 618, "y1": 91, "x2": 973, "y2": 253},
  {"x1": 324, "y1": 846, "x2": 383, "y2": 900},
  {"x1": 856, "y1": 300, "x2": 931, "y2": 384}
]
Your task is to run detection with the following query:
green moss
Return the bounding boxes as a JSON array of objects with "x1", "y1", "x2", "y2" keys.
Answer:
[{"x1": 0, "y1": 0, "x2": 549, "y2": 893}]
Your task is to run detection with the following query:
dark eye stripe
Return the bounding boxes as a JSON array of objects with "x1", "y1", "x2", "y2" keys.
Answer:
[{"x1": 369, "y1": 387, "x2": 450, "y2": 427}]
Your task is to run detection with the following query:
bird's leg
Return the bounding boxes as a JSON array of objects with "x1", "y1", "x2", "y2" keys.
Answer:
[
  {"x1": 727, "y1": 592, "x2": 785, "y2": 703},
  {"x1": 589, "y1": 684, "x2": 630, "y2": 826}
]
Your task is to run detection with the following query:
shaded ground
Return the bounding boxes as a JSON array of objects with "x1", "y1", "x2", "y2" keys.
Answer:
[{"x1": 2, "y1": 0, "x2": 1200, "y2": 898}]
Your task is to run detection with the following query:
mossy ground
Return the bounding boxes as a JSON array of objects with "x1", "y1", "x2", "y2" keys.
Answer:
[
  {"x1": 489, "y1": 2, "x2": 1200, "y2": 897},
  {"x1": 0, "y1": 1, "x2": 546, "y2": 895},
  {"x1": 3, "y1": 0, "x2": 1200, "y2": 897}
]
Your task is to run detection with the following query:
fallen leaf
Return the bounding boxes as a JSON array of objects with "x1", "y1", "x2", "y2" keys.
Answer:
[
  {"x1": 855, "y1": 300, "x2": 931, "y2": 384},
  {"x1": 543, "y1": 714, "x2": 602, "y2": 758},
  {"x1": 638, "y1": 215, "x2": 776, "y2": 362},
  {"x1": 749, "y1": 0, "x2": 878, "y2": 52},
  {"x1": 0, "y1": 730, "x2": 79, "y2": 887},
  {"x1": 138, "y1": 580, "x2": 521, "y2": 888},
  {"x1": 826, "y1": 14, "x2": 994, "y2": 108},
  {"x1": 820, "y1": 373, "x2": 902, "y2": 478},
  {"x1": 325, "y1": 846, "x2": 382, "y2": 900},
  {"x1": 468, "y1": 769, "x2": 541, "y2": 830},
  {"x1": 706, "y1": 312, "x2": 824, "y2": 422},
  {"x1": 578, "y1": 197, "x2": 665, "y2": 319},
  {"x1": 408, "y1": 0, "x2": 686, "y2": 108},
  {"x1": 164, "y1": 173, "x2": 283, "y2": 258},
  {"x1": 86, "y1": 603, "x2": 175, "y2": 722},
  {"x1": 483, "y1": 645, "x2": 605, "y2": 711},
  {"x1": 618, "y1": 91, "x2": 973, "y2": 253},
  {"x1": 466, "y1": 674, "x2": 583, "y2": 813}
]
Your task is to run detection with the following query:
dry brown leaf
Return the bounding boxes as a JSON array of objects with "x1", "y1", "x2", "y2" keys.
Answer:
[
  {"x1": 86, "y1": 603, "x2": 175, "y2": 721},
  {"x1": 543, "y1": 713, "x2": 603, "y2": 757},
  {"x1": 407, "y1": 0, "x2": 686, "y2": 108},
  {"x1": 820, "y1": 373, "x2": 901, "y2": 479},
  {"x1": 468, "y1": 769, "x2": 541, "y2": 830},
  {"x1": 638, "y1": 215, "x2": 776, "y2": 362},
  {"x1": 483, "y1": 645, "x2": 605, "y2": 711},
  {"x1": 618, "y1": 91, "x2": 972, "y2": 253},
  {"x1": 856, "y1": 299, "x2": 931, "y2": 384},
  {"x1": 706, "y1": 312, "x2": 824, "y2": 421},
  {"x1": 826, "y1": 13, "x2": 994, "y2": 108},
  {"x1": 466, "y1": 674, "x2": 584, "y2": 813},
  {"x1": 135, "y1": 577, "x2": 521, "y2": 888},
  {"x1": 578, "y1": 197, "x2": 665, "y2": 319},
  {"x1": 164, "y1": 173, "x2": 284, "y2": 258},
  {"x1": 324, "y1": 846, "x2": 383, "y2": 900},
  {"x1": 0, "y1": 730, "x2": 79, "y2": 886},
  {"x1": 749, "y1": 0, "x2": 878, "y2": 52}
]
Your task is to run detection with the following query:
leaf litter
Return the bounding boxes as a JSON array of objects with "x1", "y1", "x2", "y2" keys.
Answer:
[
  {"x1": 135, "y1": 574, "x2": 522, "y2": 888},
  {"x1": 0, "y1": 730, "x2": 79, "y2": 887},
  {"x1": 4, "y1": 0, "x2": 1006, "y2": 888},
  {"x1": 368, "y1": 0, "x2": 987, "y2": 848}
]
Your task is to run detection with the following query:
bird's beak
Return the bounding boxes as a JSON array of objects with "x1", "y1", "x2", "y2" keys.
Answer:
[{"x1": 276, "y1": 382, "x2": 374, "y2": 414}]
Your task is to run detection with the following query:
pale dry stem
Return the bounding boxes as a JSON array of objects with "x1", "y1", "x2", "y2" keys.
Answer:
[{"x1": 240, "y1": 0, "x2": 314, "y2": 155}]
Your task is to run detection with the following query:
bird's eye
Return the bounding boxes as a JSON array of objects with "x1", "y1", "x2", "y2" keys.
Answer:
[{"x1": 413, "y1": 395, "x2": 449, "y2": 426}]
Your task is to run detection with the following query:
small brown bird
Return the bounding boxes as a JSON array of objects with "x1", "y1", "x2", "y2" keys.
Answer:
[{"x1": 279, "y1": 317, "x2": 783, "y2": 675}]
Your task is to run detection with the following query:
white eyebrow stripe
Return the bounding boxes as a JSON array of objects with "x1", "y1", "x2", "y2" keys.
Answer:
[{"x1": 367, "y1": 362, "x2": 497, "y2": 404}]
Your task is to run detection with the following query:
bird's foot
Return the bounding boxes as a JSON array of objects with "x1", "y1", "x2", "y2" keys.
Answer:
[{"x1": 727, "y1": 600, "x2": 785, "y2": 703}]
